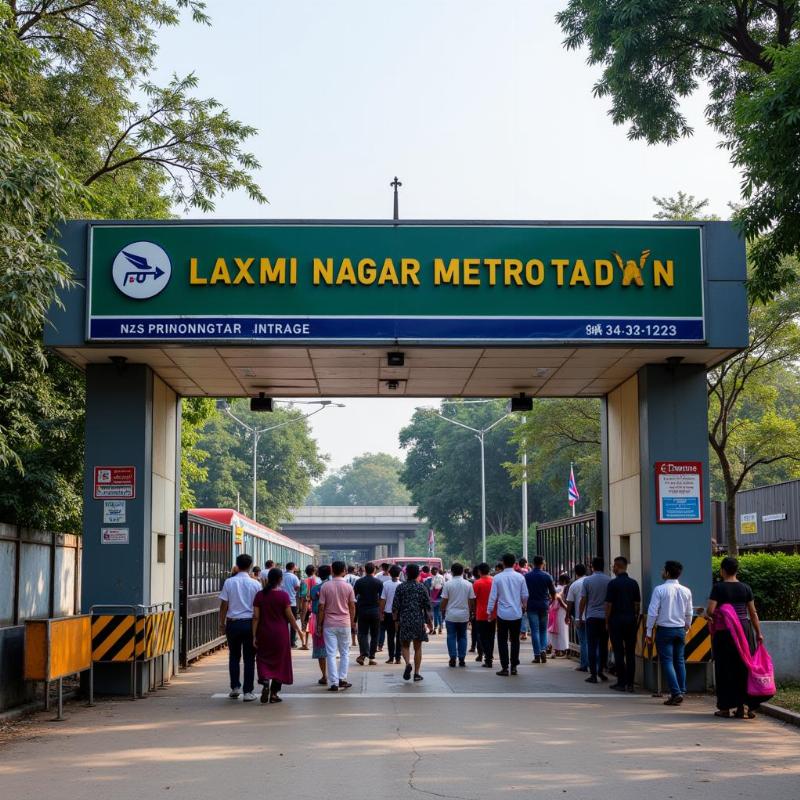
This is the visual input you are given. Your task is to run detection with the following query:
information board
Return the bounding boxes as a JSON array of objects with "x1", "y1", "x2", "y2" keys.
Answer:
[
  {"x1": 93, "y1": 466, "x2": 136, "y2": 499},
  {"x1": 655, "y1": 461, "x2": 703, "y2": 524},
  {"x1": 740, "y1": 513, "x2": 758, "y2": 535},
  {"x1": 86, "y1": 223, "x2": 705, "y2": 344}
]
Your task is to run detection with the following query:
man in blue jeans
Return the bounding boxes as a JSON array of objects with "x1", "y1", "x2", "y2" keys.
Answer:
[
  {"x1": 440, "y1": 563, "x2": 475, "y2": 667},
  {"x1": 645, "y1": 560, "x2": 694, "y2": 705},
  {"x1": 524, "y1": 555, "x2": 556, "y2": 664},
  {"x1": 218, "y1": 553, "x2": 261, "y2": 702},
  {"x1": 566, "y1": 563, "x2": 589, "y2": 671}
]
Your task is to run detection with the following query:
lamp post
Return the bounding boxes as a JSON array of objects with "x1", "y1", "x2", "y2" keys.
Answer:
[
  {"x1": 421, "y1": 407, "x2": 511, "y2": 563},
  {"x1": 521, "y1": 415, "x2": 528, "y2": 561},
  {"x1": 216, "y1": 399, "x2": 343, "y2": 522}
]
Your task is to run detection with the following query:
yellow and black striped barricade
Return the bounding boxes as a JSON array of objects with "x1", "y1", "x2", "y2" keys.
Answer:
[
  {"x1": 90, "y1": 606, "x2": 146, "y2": 702},
  {"x1": 24, "y1": 615, "x2": 92, "y2": 720},
  {"x1": 636, "y1": 611, "x2": 713, "y2": 694},
  {"x1": 143, "y1": 606, "x2": 175, "y2": 690}
]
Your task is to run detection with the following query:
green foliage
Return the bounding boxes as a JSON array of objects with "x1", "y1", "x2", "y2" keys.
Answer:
[
  {"x1": 711, "y1": 553, "x2": 800, "y2": 621},
  {"x1": 180, "y1": 397, "x2": 214, "y2": 510},
  {"x1": 190, "y1": 400, "x2": 327, "y2": 528},
  {"x1": 0, "y1": 1, "x2": 266, "y2": 529},
  {"x1": 507, "y1": 398, "x2": 602, "y2": 521},
  {"x1": 400, "y1": 400, "x2": 525, "y2": 563},
  {"x1": 0, "y1": 350, "x2": 84, "y2": 532},
  {"x1": 653, "y1": 192, "x2": 719, "y2": 222},
  {"x1": 729, "y1": 44, "x2": 800, "y2": 302},
  {"x1": 556, "y1": 1, "x2": 800, "y2": 299},
  {"x1": 308, "y1": 452, "x2": 411, "y2": 506},
  {"x1": 707, "y1": 263, "x2": 800, "y2": 554},
  {"x1": 485, "y1": 532, "x2": 523, "y2": 566}
]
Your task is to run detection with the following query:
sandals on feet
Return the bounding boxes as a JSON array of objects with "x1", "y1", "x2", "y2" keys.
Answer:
[
  {"x1": 413, "y1": 674, "x2": 423, "y2": 682},
  {"x1": 714, "y1": 710, "x2": 732, "y2": 718}
]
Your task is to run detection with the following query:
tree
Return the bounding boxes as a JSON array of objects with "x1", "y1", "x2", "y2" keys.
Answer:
[
  {"x1": 653, "y1": 191, "x2": 719, "y2": 222},
  {"x1": 729, "y1": 44, "x2": 800, "y2": 299},
  {"x1": 190, "y1": 401, "x2": 327, "y2": 528},
  {"x1": 308, "y1": 452, "x2": 411, "y2": 506},
  {"x1": 707, "y1": 276, "x2": 800, "y2": 555},
  {"x1": 180, "y1": 397, "x2": 214, "y2": 510},
  {"x1": 506, "y1": 398, "x2": 603, "y2": 522},
  {"x1": 0, "y1": 1, "x2": 266, "y2": 528},
  {"x1": 0, "y1": 352, "x2": 84, "y2": 532},
  {"x1": 556, "y1": 2, "x2": 800, "y2": 300},
  {"x1": 399, "y1": 401, "x2": 523, "y2": 563},
  {"x1": 652, "y1": 192, "x2": 800, "y2": 554}
]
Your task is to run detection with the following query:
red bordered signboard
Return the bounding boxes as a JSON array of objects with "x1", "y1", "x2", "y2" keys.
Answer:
[
  {"x1": 655, "y1": 461, "x2": 703, "y2": 524},
  {"x1": 93, "y1": 466, "x2": 136, "y2": 500}
]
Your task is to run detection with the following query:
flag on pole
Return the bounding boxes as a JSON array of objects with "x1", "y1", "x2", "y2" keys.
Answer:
[
  {"x1": 427, "y1": 528, "x2": 435, "y2": 555},
  {"x1": 568, "y1": 464, "x2": 580, "y2": 512}
]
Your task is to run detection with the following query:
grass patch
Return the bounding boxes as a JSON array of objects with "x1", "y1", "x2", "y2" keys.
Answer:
[{"x1": 772, "y1": 682, "x2": 800, "y2": 714}]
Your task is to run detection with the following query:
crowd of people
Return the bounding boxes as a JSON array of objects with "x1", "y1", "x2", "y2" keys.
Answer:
[{"x1": 219, "y1": 552, "x2": 766, "y2": 719}]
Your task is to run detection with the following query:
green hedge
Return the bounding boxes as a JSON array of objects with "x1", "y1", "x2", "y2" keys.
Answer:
[{"x1": 712, "y1": 553, "x2": 800, "y2": 621}]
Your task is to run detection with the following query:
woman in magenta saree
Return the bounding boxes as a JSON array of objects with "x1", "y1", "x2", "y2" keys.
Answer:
[{"x1": 252, "y1": 568, "x2": 305, "y2": 704}]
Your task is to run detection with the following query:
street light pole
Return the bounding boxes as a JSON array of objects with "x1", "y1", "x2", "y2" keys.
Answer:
[
  {"x1": 421, "y1": 407, "x2": 511, "y2": 564},
  {"x1": 479, "y1": 430, "x2": 487, "y2": 562},
  {"x1": 521, "y1": 415, "x2": 528, "y2": 561},
  {"x1": 218, "y1": 400, "x2": 343, "y2": 522}
]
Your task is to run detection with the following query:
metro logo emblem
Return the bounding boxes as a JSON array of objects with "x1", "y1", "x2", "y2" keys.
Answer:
[{"x1": 112, "y1": 241, "x2": 171, "y2": 300}]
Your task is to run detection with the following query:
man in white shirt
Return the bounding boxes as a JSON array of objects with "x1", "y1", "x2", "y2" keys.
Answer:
[
  {"x1": 379, "y1": 565, "x2": 402, "y2": 663},
  {"x1": 645, "y1": 560, "x2": 694, "y2": 705},
  {"x1": 218, "y1": 554, "x2": 261, "y2": 701},
  {"x1": 565, "y1": 563, "x2": 589, "y2": 672},
  {"x1": 486, "y1": 553, "x2": 529, "y2": 676},
  {"x1": 282, "y1": 562, "x2": 302, "y2": 648},
  {"x1": 440, "y1": 563, "x2": 476, "y2": 668}
]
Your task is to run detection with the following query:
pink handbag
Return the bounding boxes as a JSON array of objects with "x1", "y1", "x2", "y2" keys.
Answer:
[
  {"x1": 714, "y1": 604, "x2": 776, "y2": 698},
  {"x1": 746, "y1": 643, "x2": 776, "y2": 698}
]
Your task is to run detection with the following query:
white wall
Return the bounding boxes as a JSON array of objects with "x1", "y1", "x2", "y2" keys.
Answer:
[{"x1": 149, "y1": 376, "x2": 178, "y2": 606}]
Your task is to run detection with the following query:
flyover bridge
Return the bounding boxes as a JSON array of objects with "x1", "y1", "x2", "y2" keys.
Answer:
[{"x1": 279, "y1": 506, "x2": 423, "y2": 562}]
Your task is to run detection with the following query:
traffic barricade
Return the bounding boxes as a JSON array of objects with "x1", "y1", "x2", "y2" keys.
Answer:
[
  {"x1": 636, "y1": 607, "x2": 713, "y2": 694},
  {"x1": 90, "y1": 603, "x2": 175, "y2": 701},
  {"x1": 24, "y1": 614, "x2": 92, "y2": 720}
]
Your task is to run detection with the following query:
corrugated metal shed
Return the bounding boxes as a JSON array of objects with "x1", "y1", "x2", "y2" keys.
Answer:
[{"x1": 715, "y1": 479, "x2": 800, "y2": 549}]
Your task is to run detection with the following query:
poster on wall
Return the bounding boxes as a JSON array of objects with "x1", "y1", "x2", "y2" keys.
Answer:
[
  {"x1": 740, "y1": 513, "x2": 758, "y2": 535},
  {"x1": 655, "y1": 462, "x2": 703, "y2": 524}
]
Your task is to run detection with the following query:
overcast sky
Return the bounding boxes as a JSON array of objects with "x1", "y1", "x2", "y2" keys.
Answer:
[{"x1": 154, "y1": 1, "x2": 741, "y2": 471}]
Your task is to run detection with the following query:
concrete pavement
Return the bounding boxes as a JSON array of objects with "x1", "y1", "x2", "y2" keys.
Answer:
[{"x1": 1, "y1": 635, "x2": 798, "y2": 799}]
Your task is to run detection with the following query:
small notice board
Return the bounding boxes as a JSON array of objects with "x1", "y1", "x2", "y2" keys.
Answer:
[
  {"x1": 93, "y1": 466, "x2": 136, "y2": 499},
  {"x1": 655, "y1": 461, "x2": 703, "y2": 524}
]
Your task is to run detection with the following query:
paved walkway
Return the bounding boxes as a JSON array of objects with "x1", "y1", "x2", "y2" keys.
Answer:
[{"x1": 1, "y1": 635, "x2": 798, "y2": 799}]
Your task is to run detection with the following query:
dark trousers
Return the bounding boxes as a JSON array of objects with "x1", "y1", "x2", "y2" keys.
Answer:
[
  {"x1": 586, "y1": 617, "x2": 608, "y2": 677},
  {"x1": 290, "y1": 606, "x2": 298, "y2": 646},
  {"x1": 358, "y1": 611, "x2": 381, "y2": 658},
  {"x1": 383, "y1": 612, "x2": 401, "y2": 660},
  {"x1": 609, "y1": 618, "x2": 637, "y2": 687},
  {"x1": 496, "y1": 617, "x2": 521, "y2": 670},
  {"x1": 476, "y1": 619, "x2": 496, "y2": 665},
  {"x1": 226, "y1": 618, "x2": 255, "y2": 694},
  {"x1": 470, "y1": 620, "x2": 479, "y2": 651}
]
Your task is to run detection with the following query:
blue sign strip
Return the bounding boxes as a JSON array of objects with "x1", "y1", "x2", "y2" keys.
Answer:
[{"x1": 89, "y1": 316, "x2": 704, "y2": 343}]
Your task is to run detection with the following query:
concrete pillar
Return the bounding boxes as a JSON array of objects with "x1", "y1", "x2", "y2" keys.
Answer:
[
  {"x1": 83, "y1": 364, "x2": 180, "y2": 694},
  {"x1": 397, "y1": 532, "x2": 405, "y2": 557},
  {"x1": 604, "y1": 364, "x2": 711, "y2": 603}
]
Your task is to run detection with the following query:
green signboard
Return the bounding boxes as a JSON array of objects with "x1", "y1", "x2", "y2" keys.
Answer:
[{"x1": 86, "y1": 222, "x2": 705, "y2": 343}]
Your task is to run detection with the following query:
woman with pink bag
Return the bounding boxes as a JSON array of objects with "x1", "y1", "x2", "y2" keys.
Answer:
[{"x1": 705, "y1": 556, "x2": 772, "y2": 719}]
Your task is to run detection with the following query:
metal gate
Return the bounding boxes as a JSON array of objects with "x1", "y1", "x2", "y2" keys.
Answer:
[
  {"x1": 535, "y1": 511, "x2": 603, "y2": 577},
  {"x1": 179, "y1": 511, "x2": 233, "y2": 666}
]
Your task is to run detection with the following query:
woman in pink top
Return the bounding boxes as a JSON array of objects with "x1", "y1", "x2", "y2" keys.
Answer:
[{"x1": 252, "y1": 568, "x2": 305, "y2": 704}]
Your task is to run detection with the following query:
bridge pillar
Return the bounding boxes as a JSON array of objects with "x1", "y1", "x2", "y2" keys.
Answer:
[{"x1": 397, "y1": 532, "x2": 406, "y2": 557}]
